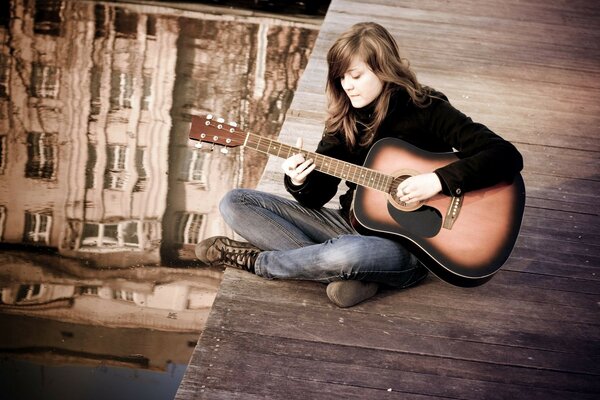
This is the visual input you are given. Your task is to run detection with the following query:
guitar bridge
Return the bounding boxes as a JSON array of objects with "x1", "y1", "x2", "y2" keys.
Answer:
[{"x1": 443, "y1": 195, "x2": 463, "y2": 230}]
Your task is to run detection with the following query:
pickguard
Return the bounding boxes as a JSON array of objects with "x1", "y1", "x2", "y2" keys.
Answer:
[{"x1": 386, "y1": 202, "x2": 442, "y2": 238}]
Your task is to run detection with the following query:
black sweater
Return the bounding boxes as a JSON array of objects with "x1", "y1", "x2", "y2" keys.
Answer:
[{"x1": 285, "y1": 90, "x2": 523, "y2": 219}]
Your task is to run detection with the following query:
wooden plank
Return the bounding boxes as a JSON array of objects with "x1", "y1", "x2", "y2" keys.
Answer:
[
  {"x1": 519, "y1": 224, "x2": 600, "y2": 248},
  {"x1": 510, "y1": 238, "x2": 599, "y2": 270},
  {"x1": 183, "y1": 331, "x2": 598, "y2": 400},
  {"x1": 522, "y1": 175, "x2": 599, "y2": 202},
  {"x1": 502, "y1": 258, "x2": 599, "y2": 282},
  {"x1": 177, "y1": 270, "x2": 599, "y2": 399},
  {"x1": 208, "y1": 272, "x2": 599, "y2": 364},
  {"x1": 524, "y1": 197, "x2": 599, "y2": 216},
  {"x1": 487, "y1": 269, "x2": 600, "y2": 295},
  {"x1": 333, "y1": 0, "x2": 600, "y2": 30}
]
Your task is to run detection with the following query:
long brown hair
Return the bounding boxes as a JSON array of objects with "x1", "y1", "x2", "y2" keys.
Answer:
[{"x1": 325, "y1": 22, "x2": 431, "y2": 149}]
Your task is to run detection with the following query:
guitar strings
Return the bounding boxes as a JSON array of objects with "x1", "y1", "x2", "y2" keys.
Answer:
[
  {"x1": 244, "y1": 130, "x2": 394, "y2": 193},
  {"x1": 199, "y1": 117, "x2": 394, "y2": 193}
]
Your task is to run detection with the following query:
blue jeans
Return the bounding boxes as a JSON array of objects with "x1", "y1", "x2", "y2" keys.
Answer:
[{"x1": 220, "y1": 188, "x2": 427, "y2": 287}]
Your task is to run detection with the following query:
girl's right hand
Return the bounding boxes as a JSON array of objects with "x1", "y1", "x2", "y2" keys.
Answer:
[{"x1": 281, "y1": 137, "x2": 315, "y2": 186}]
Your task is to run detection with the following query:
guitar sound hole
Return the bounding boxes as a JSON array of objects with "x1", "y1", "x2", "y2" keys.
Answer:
[
  {"x1": 389, "y1": 172, "x2": 422, "y2": 211},
  {"x1": 389, "y1": 174, "x2": 409, "y2": 201}
]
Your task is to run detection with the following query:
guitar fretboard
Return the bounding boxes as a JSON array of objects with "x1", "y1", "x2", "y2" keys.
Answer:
[{"x1": 244, "y1": 133, "x2": 393, "y2": 192}]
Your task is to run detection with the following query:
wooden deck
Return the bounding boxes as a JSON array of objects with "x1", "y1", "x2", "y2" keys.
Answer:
[{"x1": 176, "y1": 0, "x2": 600, "y2": 398}]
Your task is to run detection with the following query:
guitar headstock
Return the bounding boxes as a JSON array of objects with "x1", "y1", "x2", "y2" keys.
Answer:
[{"x1": 189, "y1": 114, "x2": 245, "y2": 150}]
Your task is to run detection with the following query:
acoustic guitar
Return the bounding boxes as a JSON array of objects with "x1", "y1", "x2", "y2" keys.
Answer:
[{"x1": 189, "y1": 114, "x2": 526, "y2": 287}]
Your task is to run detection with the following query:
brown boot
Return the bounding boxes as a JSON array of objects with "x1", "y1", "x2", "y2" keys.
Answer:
[{"x1": 195, "y1": 236, "x2": 260, "y2": 273}]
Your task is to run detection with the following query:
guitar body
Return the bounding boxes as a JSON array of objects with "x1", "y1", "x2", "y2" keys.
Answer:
[{"x1": 352, "y1": 138, "x2": 526, "y2": 287}]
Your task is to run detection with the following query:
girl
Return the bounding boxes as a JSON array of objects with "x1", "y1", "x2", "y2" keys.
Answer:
[{"x1": 196, "y1": 22, "x2": 523, "y2": 307}]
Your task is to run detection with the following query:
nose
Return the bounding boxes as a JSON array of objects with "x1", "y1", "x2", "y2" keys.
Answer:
[{"x1": 341, "y1": 78, "x2": 353, "y2": 91}]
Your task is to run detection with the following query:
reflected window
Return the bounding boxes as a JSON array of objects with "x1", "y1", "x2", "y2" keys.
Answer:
[
  {"x1": 146, "y1": 15, "x2": 156, "y2": 38},
  {"x1": 180, "y1": 147, "x2": 210, "y2": 188},
  {"x1": 80, "y1": 286, "x2": 99, "y2": 296},
  {"x1": 109, "y1": 144, "x2": 126, "y2": 169},
  {"x1": 0, "y1": 54, "x2": 9, "y2": 98},
  {"x1": 141, "y1": 73, "x2": 151, "y2": 111},
  {"x1": 142, "y1": 220, "x2": 160, "y2": 242},
  {"x1": 90, "y1": 66, "x2": 102, "y2": 118},
  {"x1": 104, "y1": 224, "x2": 119, "y2": 245},
  {"x1": 16, "y1": 284, "x2": 43, "y2": 302},
  {"x1": 114, "y1": 8, "x2": 138, "y2": 39},
  {"x1": 23, "y1": 211, "x2": 52, "y2": 244},
  {"x1": 133, "y1": 147, "x2": 147, "y2": 192},
  {"x1": 114, "y1": 289, "x2": 135, "y2": 302},
  {"x1": 94, "y1": 4, "x2": 108, "y2": 39},
  {"x1": 176, "y1": 212, "x2": 206, "y2": 245},
  {"x1": 81, "y1": 223, "x2": 99, "y2": 246},
  {"x1": 0, "y1": 205, "x2": 5, "y2": 242},
  {"x1": 85, "y1": 142, "x2": 98, "y2": 189},
  {"x1": 0, "y1": 135, "x2": 5, "y2": 174},
  {"x1": 104, "y1": 144, "x2": 128, "y2": 190},
  {"x1": 121, "y1": 221, "x2": 140, "y2": 246},
  {"x1": 110, "y1": 70, "x2": 134, "y2": 110},
  {"x1": 31, "y1": 63, "x2": 60, "y2": 99},
  {"x1": 34, "y1": 0, "x2": 63, "y2": 37},
  {"x1": 81, "y1": 221, "x2": 140, "y2": 249},
  {"x1": 26, "y1": 132, "x2": 57, "y2": 180},
  {"x1": 0, "y1": 1, "x2": 9, "y2": 28}
]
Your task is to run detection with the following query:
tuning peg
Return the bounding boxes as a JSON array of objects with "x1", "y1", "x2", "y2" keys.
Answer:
[
  {"x1": 194, "y1": 142, "x2": 203, "y2": 149},
  {"x1": 206, "y1": 114, "x2": 213, "y2": 120},
  {"x1": 220, "y1": 147, "x2": 229, "y2": 154}
]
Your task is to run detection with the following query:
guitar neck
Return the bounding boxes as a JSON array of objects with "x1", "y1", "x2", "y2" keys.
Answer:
[{"x1": 244, "y1": 132, "x2": 392, "y2": 192}]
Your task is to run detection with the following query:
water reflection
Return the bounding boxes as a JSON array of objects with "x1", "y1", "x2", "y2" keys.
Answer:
[{"x1": 0, "y1": 0, "x2": 320, "y2": 397}]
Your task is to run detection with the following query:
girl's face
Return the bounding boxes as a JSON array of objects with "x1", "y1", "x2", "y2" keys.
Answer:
[{"x1": 340, "y1": 57, "x2": 384, "y2": 109}]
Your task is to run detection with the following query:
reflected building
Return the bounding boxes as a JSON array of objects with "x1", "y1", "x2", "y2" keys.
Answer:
[
  {"x1": 66, "y1": 4, "x2": 179, "y2": 268},
  {"x1": 0, "y1": 0, "x2": 317, "y2": 267},
  {"x1": 163, "y1": 15, "x2": 317, "y2": 262},
  {"x1": 0, "y1": 0, "x2": 176, "y2": 267},
  {"x1": 0, "y1": 0, "x2": 319, "y2": 375},
  {"x1": 0, "y1": 254, "x2": 221, "y2": 332},
  {"x1": 0, "y1": 0, "x2": 68, "y2": 251},
  {"x1": 0, "y1": 256, "x2": 221, "y2": 331}
]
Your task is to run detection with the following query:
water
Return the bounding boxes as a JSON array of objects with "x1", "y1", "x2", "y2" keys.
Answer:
[{"x1": 0, "y1": 0, "x2": 323, "y2": 398}]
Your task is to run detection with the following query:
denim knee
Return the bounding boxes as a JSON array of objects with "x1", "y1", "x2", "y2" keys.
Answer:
[
  {"x1": 219, "y1": 188, "x2": 247, "y2": 228},
  {"x1": 219, "y1": 188, "x2": 241, "y2": 213},
  {"x1": 320, "y1": 236, "x2": 368, "y2": 277}
]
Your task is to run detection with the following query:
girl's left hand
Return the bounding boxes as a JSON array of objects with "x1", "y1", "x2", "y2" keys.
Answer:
[
  {"x1": 397, "y1": 173, "x2": 442, "y2": 203},
  {"x1": 281, "y1": 137, "x2": 315, "y2": 186}
]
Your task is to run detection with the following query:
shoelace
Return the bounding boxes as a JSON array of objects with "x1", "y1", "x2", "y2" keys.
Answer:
[{"x1": 217, "y1": 246, "x2": 259, "y2": 272}]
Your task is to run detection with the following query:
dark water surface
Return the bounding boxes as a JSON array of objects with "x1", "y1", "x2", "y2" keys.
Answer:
[{"x1": 0, "y1": 0, "x2": 323, "y2": 398}]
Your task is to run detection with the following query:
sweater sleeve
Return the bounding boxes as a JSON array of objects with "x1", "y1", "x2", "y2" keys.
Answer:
[{"x1": 426, "y1": 98, "x2": 523, "y2": 196}]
